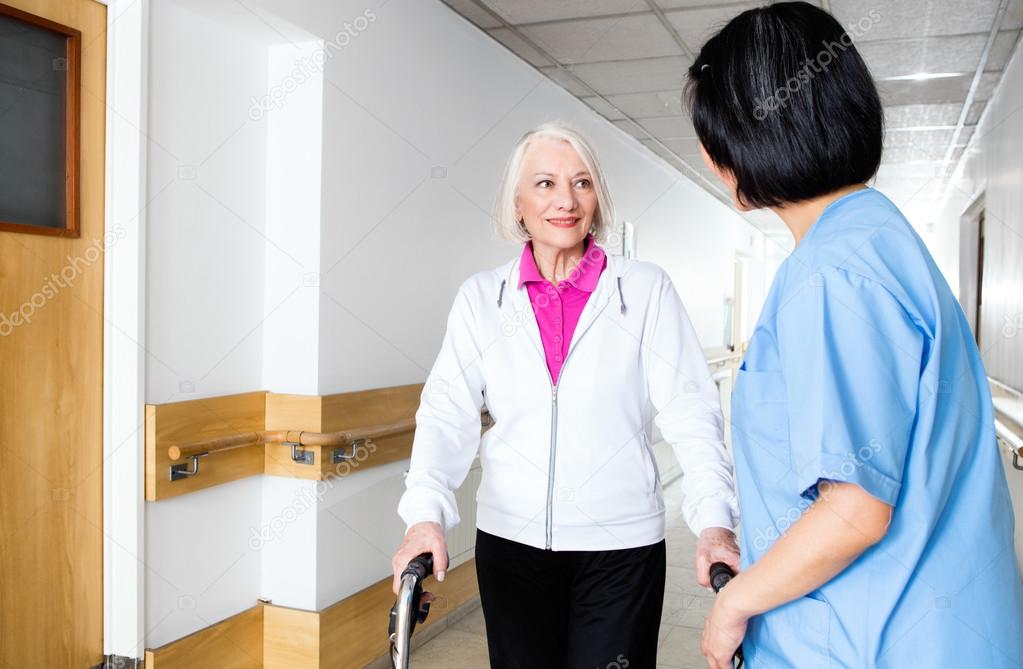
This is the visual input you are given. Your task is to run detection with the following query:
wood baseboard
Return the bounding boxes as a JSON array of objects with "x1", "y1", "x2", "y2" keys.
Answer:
[
  {"x1": 145, "y1": 559, "x2": 478, "y2": 669},
  {"x1": 144, "y1": 605, "x2": 263, "y2": 668}
]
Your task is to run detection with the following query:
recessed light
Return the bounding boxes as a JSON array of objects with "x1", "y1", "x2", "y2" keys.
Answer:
[{"x1": 882, "y1": 72, "x2": 967, "y2": 82}]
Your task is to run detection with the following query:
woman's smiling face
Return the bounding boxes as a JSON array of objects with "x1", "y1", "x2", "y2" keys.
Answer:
[{"x1": 515, "y1": 137, "x2": 598, "y2": 252}]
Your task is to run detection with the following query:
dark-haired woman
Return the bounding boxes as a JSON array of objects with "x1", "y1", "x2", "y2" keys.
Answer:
[{"x1": 686, "y1": 3, "x2": 1023, "y2": 668}]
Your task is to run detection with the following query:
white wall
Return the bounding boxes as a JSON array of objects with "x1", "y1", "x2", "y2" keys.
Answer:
[
  {"x1": 144, "y1": 0, "x2": 275, "y2": 649},
  {"x1": 932, "y1": 35, "x2": 1023, "y2": 572},
  {"x1": 933, "y1": 35, "x2": 1023, "y2": 392},
  {"x1": 142, "y1": 0, "x2": 766, "y2": 649}
]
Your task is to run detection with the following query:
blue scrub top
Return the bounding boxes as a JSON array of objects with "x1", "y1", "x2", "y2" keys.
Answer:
[{"x1": 732, "y1": 187, "x2": 1023, "y2": 667}]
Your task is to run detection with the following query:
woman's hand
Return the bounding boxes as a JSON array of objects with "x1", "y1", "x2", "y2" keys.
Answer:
[
  {"x1": 391, "y1": 521, "x2": 448, "y2": 594},
  {"x1": 695, "y1": 527, "x2": 740, "y2": 588},
  {"x1": 702, "y1": 591, "x2": 747, "y2": 669}
]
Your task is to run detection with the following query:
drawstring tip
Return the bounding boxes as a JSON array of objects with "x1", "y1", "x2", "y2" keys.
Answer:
[{"x1": 497, "y1": 279, "x2": 506, "y2": 308}]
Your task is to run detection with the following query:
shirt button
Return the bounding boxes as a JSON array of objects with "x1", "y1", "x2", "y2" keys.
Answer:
[
  {"x1": 554, "y1": 318, "x2": 561, "y2": 324},
  {"x1": 554, "y1": 336, "x2": 561, "y2": 343},
  {"x1": 555, "y1": 355, "x2": 562, "y2": 362}
]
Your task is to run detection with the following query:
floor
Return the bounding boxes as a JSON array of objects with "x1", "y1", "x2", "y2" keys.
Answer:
[{"x1": 408, "y1": 478, "x2": 712, "y2": 668}]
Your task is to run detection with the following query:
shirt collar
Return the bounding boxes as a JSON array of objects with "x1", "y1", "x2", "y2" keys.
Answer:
[{"x1": 517, "y1": 239, "x2": 607, "y2": 292}]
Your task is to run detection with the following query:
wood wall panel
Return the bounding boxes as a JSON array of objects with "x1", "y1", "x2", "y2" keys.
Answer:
[{"x1": 145, "y1": 391, "x2": 267, "y2": 501}]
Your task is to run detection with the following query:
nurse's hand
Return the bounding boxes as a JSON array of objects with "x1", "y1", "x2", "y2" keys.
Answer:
[
  {"x1": 391, "y1": 521, "x2": 448, "y2": 594},
  {"x1": 702, "y1": 593, "x2": 747, "y2": 669},
  {"x1": 695, "y1": 527, "x2": 740, "y2": 588}
]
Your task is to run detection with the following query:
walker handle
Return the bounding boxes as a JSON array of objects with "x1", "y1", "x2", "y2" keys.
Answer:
[
  {"x1": 709, "y1": 561, "x2": 735, "y2": 593},
  {"x1": 708, "y1": 562, "x2": 744, "y2": 668},
  {"x1": 402, "y1": 553, "x2": 434, "y2": 583}
]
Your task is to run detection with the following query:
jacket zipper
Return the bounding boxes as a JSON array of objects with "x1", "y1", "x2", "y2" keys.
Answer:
[
  {"x1": 545, "y1": 381, "x2": 558, "y2": 549},
  {"x1": 516, "y1": 262, "x2": 617, "y2": 550},
  {"x1": 544, "y1": 345, "x2": 577, "y2": 550}
]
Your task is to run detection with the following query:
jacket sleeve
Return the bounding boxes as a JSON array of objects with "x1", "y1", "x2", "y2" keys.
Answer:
[
  {"x1": 397, "y1": 282, "x2": 486, "y2": 534},
  {"x1": 644, "y1": 270, "x2": 739, "y2": 535}
]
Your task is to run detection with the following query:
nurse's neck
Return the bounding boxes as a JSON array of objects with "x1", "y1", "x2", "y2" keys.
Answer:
[{"x1": 771, "y1": 183, "x2": 868, "y2": 246}]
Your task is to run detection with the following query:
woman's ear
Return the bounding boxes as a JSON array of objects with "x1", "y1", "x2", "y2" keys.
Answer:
[{"x1": 700, "y1": 143, "x2": 752, "y2": 212}]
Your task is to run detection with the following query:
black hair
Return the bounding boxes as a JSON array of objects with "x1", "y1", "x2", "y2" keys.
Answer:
[{"x1": 684, "y1": 1, "x2": 884, "y2": 208}]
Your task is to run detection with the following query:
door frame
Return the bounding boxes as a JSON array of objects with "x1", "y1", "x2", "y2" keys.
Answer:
[{"x1": 101, "y1": 0, "x2": 149, "y2": 658}]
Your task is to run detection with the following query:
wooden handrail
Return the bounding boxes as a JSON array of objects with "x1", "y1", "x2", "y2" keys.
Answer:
[
  {"x1": 167, "y1": 418, "x2": 418, "y2": 461},
  {"x1": 168, "y1": 432, "x2": 264, "y2": 460}
]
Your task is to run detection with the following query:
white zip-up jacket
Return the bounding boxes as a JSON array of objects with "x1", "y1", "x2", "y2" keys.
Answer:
[{"x1": 398, "y1": 249, "x2": 739, "y2": 551}]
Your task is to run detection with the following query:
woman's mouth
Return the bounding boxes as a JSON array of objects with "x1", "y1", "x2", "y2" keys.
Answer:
[{"x1": 546, "y1": 217, "x2": 579, "y2": 228}]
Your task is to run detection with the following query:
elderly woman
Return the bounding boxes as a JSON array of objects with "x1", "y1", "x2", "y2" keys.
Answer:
[
  {"x1": 391, "y1": 122, "x2": 740, "y2": 668},
  {"x1": 687, "y1": 3, "x2": 1023, "y2": 668}
]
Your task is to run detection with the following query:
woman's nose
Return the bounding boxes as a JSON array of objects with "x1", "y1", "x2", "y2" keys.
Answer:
[{"x1": 552, "y1": 183, "x2": 576, "y2": 210}]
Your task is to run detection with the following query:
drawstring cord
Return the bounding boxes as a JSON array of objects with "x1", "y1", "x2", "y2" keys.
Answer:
[
  {"x1": 497, "y1": 280, "x2": 506, "y2": 307},
  {"x1": 617, "y1": 276, "x2": 627, "y2": 314}
]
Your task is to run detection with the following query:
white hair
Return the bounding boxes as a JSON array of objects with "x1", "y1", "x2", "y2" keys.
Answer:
[{"x1": 493, "y1": 122, "x2": 616, "y2": 244}]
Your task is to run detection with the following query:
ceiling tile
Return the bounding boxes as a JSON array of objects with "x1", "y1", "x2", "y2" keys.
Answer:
[
  {"x1": 580, "y1": 96, "x2": 628, "y2": 120},
  {"x1": 830, "y1": 0, "x2": 1000, "y2": 42},
  {"x1": 859, "y1": 34, "x2": 986, "y2": 79},
  {"x1": 481, "y1": 0, "x2": 645, "y2": 25},
  {"x1": 657, "y1": 0, "x2": 752, "y2": 8},
  {"x1": 487, "y1": 28, "x2": 553, "y2": 66},
  {"x1": 636, "y1": 115, "x2": 696, "y2": 138},
  {"x1": 603, "y1": 90, "x2": 684, "y2": 117},
  {"x1": 884, "y1": 128, "x2": 956, "y2": 148},
  {"x1": 878, "y1": 75, "x2": 971, "y2": 105},
  {"x1": 569, "y1": 56, "x2": 691, "y2": 94},
  {"x1": 612, "y1": 119, "x2": 649, "y2": 139},
  {"x1": 640, "y1": 138, "x2": 686, "y2": 166},
  {"x1": 1004, "y1": 0, "x2": 1023, "y2": 31},
  {"x1": 664, "y1": 3, "x2": 759, "y2": 51},
  {"x1": 881, "y1": 144, "x2": 948, "y2": 163},
  {"x1": 975, "y1": 71, "x2": 1002, "y2": 99},
  {"x1": 659, "y1": 137, "x2": 703, "y2": 155},
  {"x1": 967, "y1": 100, "x2": 987, "y2": 124},
  {"x1": 538, "y1": 66, "x2": 594, "y2": 96},
  {"x1": 988, "y1": 30, "x2": 1021, "y2": 71},
  {"x1": 884, "y1": 103, "x2": 962, "y2": 127},
  {"x1": 441, "y1": 0, "x2": 503, "y2": 29},
  {"x1": 521, "y1": 13, "x2": 682, "y2": 64}
]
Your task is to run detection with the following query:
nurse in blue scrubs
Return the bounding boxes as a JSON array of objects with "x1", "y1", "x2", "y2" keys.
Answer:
[{"x1": 685, "y1": 3, "x2": 1023, "y2": 668}]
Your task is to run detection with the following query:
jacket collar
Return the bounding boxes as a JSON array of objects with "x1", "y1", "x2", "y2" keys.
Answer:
[
  {"x1": 516, "y1": 239, "x2": 606, "y2": 293},
  {"x1": 498, "y1": 247, "x2": 622, "y2": 368}
]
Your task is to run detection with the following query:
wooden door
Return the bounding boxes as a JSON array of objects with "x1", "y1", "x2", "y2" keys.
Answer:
[{"x1": 0, "y1": 0, "x2": 106, "y2": 665}]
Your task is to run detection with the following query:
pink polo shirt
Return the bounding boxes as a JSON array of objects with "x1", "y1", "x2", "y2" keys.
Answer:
[{"x1": 519, "y1": 239, "x2": 607, "y2": 384}]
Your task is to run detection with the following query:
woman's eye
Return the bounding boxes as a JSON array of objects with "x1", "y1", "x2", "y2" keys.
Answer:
[
  {"x1": 537, "y1": 180, "x2": 553, "y2": 188},
  {"x1": 575, "y1": 179, "x2": 592, "y2": 188}
]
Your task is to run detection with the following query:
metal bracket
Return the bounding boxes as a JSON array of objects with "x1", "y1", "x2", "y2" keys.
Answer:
[
  {"x1": 287, "y1": 441, "x2": 314, "y2": 465},
  {"x1": 1013, "y1": 451, "x2": 1023, "y2": 471},
  {"x1": 170, "y1": 452, "x2": 209, "y2": 481},
  {"x1": 333, "y1": 439, "x2": 361, "y2": 464}
]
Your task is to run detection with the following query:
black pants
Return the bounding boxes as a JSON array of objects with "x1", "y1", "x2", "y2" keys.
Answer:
[{"x1": 474, "y1": 529, "x2": 666, "y2": 669}]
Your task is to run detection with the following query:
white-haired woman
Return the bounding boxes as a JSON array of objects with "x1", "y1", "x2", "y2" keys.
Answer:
[{"x1": 391, "y1": 123, "x2": 740, "y2": 668}]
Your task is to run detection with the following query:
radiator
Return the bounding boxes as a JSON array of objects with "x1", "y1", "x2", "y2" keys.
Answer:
[{"x1": 448, "y1": 459, "x2": 482, "y2": 568}]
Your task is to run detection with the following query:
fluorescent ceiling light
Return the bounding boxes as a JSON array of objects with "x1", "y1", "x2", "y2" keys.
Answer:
[{"x1": 882, "y1": 72, "x2": 967, "y2": 82}]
